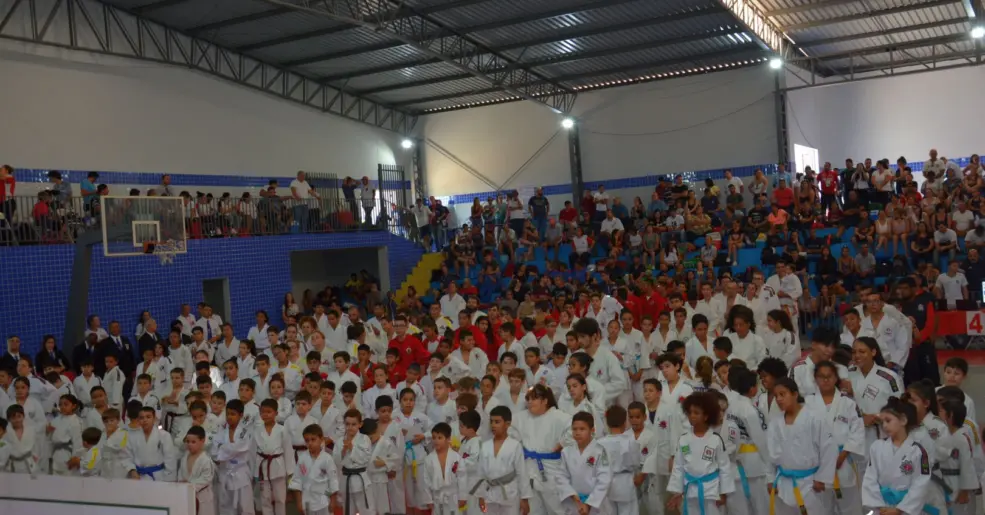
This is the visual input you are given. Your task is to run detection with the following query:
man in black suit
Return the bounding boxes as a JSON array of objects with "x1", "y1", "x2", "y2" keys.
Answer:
[
  {"x1": 137, "y1": 319, "x2": 162, "y2": 357},
  {"x1": 100, "y1": 320, "x2": 136, "y2": 396},
  {"x1": 0, "y1": 335, "x2": 25, "y2": 372},
  {"x1": 72, "y1": 333, "x2": 102, "y2": 376}
]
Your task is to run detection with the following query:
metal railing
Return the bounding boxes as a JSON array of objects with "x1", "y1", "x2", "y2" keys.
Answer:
[{"x1": 0, "y1": 194, "x2": 404, "y2": 245}]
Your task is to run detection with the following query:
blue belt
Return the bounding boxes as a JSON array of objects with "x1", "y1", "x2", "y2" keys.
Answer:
[
  {"x1": 683, "y1": 470, "x2": 720, "y2": 515},
  {"x1": 405, "y1": 441, "x2": 418, "y2": 480},
  {"x1": 769, "y1": 466, "x2": 818, "y2": 515},
  {"x1": 523, "y1": 448, "x2": 561, "y2": 482},
  {"x1": 737, "y1": 463, "x2": 752, "y2": 499},
  {"x1": 880, "y1": 486, "x2": 940, "y2": 515},
  {"x1": 578, "y1": 494, "x2": 589, "y2": 503},
  {"x1": 136, "y1": 463, "x2": 165, "y2": 480}
]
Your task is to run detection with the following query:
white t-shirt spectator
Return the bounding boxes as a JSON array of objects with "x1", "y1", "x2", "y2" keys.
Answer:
[
  {"x1": 572, "y1": 235, "x2": 590, "y2": 253},
  {"x1": 439, "y1": 293, "x2": 466, "y2": 326},
  {"x1": 411, "y1": 205, "x2": 431, "y2": 228},
  {"x1": 508, "y1": 198, "x2": 525, "y2": 220},
  {"x1": 593, "y1": 192, "x2": 610, "y2": 213},
  {"x1": 966, "y1": 230, "x2": 985, "y2": 246},
  {"x1": 924, "y1": 158, "x2": 946, "y2": 177},
  {"x1": 727, "y1": 177, "x2": 744, "y2": 192},
  {"x1": 664, "y1": 214, "x2": 685, "y2": 230},
  {"x1": 935, "y1": 228, "x2": 958, "y2": 247},
  {"x1": 600, "y1": 217, "x2": 624, "y2": 234},
  {"x1": 952, "y1": 210, "x2": 976, "y2": 232},
  {"x1": 873, "y1": 169, "x2": 894, "y2": 192},
  {"x1": 935, "y1": 272, "x2": 968, "y2": 302},
  {"x1": 290, "y1": 179, "x2": 312, "y2": 199}
]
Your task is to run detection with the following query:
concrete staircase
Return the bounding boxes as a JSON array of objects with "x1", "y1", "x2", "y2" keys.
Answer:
[{"x1": 396, "y1": 252, "x2": 444, "y2": 301}]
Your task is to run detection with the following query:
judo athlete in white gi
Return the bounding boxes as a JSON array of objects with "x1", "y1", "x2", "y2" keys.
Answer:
[
  {"x1": 425, "y1": 422, "x2": 469, "y2": 515},
  {"x1": 255, "y1": 399, "x2": 293, "y2": 515},
  {"x1": 333, "y1": 409, "x2": 376, "y2": 515},
  {"x1": 938, "y1": 399, "x2": 980, "y2": 515},
  {"x1": 458, "y1": 410, "x2": 484, "y2": 515},
  {"x1": 364, "y1": 418, "x2": 399, "y2": 515},
  {"x1": 557, "y1": 412, "x2": 615, "y2": 515},
  {"x1": 212, "y1": 400, "x2": 256, "y2": 515},
  {"x1": 97, "y1": 408, "x2": 134, "y2": 479},
  {"x1": 477, "y1": 405, "x2": 532, "y2": 515},
  {"x1": 804, "y1": 362, "x2": 865, "y2": 515},
  {"x1": 723, "y1": 367, "x2": 771, "y2": 515},
  {"x1": 396, "y1": 388, "x2": 434, "y2": 514},
  {"x1": 289, "y1": 423, "x2": 341, "y2": 515},
  {"x1": 846, "y1": 337, "x2": 903, "y2": 480},
  {"x1": 667, "y1": 393, "x2": 735, "y2": 515},
  {"x1": 598, "y1": 406, "x2": 642, "y2": 515},
  {"x1": 514, "y1": 384, "x2": 572, "y2": 515},
  {"x1": 627, "y1": 402, "x2": 660, "y2": 515},
  {"x1": 2, "y1": 405, "x2": 41, "y2": 475},
  {"x1": 47, "y1": 394, "x2": 84, "y2": 475},
  {"x1": 75, "y1": 427, "x2": 103, "y2": 477},
  {"x1": 127, "y1": 406, "x2": 178, "y2": 481},
  {"x1": 178, "y1": 426, "x2": 217, "y2": 515},
  {"x1": 861, "y1": 397, "x2": 932, "y2": 515},
  {"x1": 766, "y1": 378, "x2": 837, "y2": 515}
]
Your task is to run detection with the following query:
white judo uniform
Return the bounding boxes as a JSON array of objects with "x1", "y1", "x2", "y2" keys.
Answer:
[
  {"x1": 213, "y1": 423, "x2": 255, "y2": 515},
  {"x1": 128, "y1": 426, "x2": 179, "y2": 482},
  {"x1": 178, "y1": 452, "x2": 217, "y2": 515},
  {"x1": 557, "y1": 440, "x2": 615, "y2": 515},
  {"x1": 514, "y1": 407, "x2": 572, "y2": 515},
  {"x1": 289, "y1": 449, "x2": 341, "y2": 515},
  {"x1": 766, "y1": 407, "x2": 837, "y2": 515},
  {"x1": 255, "y1": 422, "x2": 293, "y2": 515},
  {"x1": 724, "y1": 394, "x2": 772, "y2": 515},
  {"x1": 333, "y1": 433, "x2": 376, "y2": 515},
  {"x1": 477, "y1": 436, "x2": 531, "y2": 515},
  {"x1": 804, "y1": 392, "x2": 865, "y2": 515},
  {"x1": 667, "y1": 430, "x2": 735, "y2": 515},
  {"x1": 598, "y1": 432, "x2": 641, "y2": 515},
  {"x1": 425, "y1": 450, "x2": 469, "y2": 515},
  {"x1": 861, "y1": 436, "x2": 932, "y2": 515}
]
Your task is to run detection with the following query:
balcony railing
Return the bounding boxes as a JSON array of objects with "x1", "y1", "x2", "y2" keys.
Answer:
[{"x1": 0, "y1": 194, "x2": 411, "y2": 245}]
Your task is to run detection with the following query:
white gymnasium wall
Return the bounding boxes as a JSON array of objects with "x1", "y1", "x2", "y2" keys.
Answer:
[
  {"x1": 575, "y1": 66, "x2": 779, "y2": 181},
  {"x1": 785, "y1": 65, "x2": 985, "y2": 164},
  {"x1": 0, "y1": 40, "x2": 410, "y2": 182},
  {"x1": 420, "y1": 65, "x2": 781, "y2": 201}
]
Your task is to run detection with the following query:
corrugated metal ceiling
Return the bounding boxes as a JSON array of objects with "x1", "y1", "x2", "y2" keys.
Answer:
[{"x1": 97, "y1": 0, "x2": 984, "y2": 112}]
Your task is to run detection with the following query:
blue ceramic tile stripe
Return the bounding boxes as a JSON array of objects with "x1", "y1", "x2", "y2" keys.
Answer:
[
  {"x1": 0, "y1": 232, "x2": 423, "y2": 357},
  {"x1": 11, "y1": 168, "x2": 413, "y2": 190}
]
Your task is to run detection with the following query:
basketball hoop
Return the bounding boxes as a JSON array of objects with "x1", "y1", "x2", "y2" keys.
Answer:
[{"x1": 143, "y1": 239, "x2": 185, "y2": 265}]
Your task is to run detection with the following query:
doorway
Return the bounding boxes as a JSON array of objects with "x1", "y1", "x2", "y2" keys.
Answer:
[
  {"x1": 202, "y1": 278, "x2": 230, "y2": 322},
  {"x1": 793, "y1": 143, "x2": 819, "y2": 177}
]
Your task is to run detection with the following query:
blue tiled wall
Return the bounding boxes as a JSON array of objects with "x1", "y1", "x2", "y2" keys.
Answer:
[{"x1": 0, "y1": 233, "x2": 423, "y2": 356}]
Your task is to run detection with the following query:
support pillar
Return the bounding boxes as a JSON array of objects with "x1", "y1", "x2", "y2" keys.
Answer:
[
  {"x1": 568, "y1": 125, "x2": 584, "y2": 205},
  {"x1": 773, "y1": 73, "x2": 791, "y2": 167}
]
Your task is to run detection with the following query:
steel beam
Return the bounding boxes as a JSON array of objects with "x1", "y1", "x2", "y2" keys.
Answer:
[
  {"x1": 790, "y1": 33, "x2": 972, "y2": 63},
  {"x1": 795, "y1": 18, "x2": 968, "y2": 47},
  {"x1": 259, "y1": 0, "x2": 578, "y2": 114},
  {"x1": 715, "y1": 0, "x2": 784, "y2": 53},
  {"x1": 0, "y1": 0, "x2": 415, "y2": 132},
  {"x1": 827, "y1": 48, "x2": 980, "y2": 74},
  {"x1": 315, "y1": 6, "x2": 725, "y2": 83},
  {"x1": 187, "y1": 8, "x2": 292, "y2": 35},
  {"x1": 782, "y1": 52, "x2": 985, "y2": 91},
  {"x1": 766, "y1": 0, "x2": 860, "y2": 17},
  {"x1": 568, "y1": 125, "x2": 584, "y2": 206},
  {"x1": 280, "y1": 0, "x2": 671, "y2": 69},
  {"x1": 355, "y1": 27, "x2": 746, "y2": 95},
  {"x1": 780, "y1": 0, "x2": 959, "y2": 31},
  {"x1": 131, "y1": 0, "x2": 189, "y2": 14},
  {"x1": 235, "y1": 0, "x2": 495, "y2": 52},
  {"x1": 390, "y1": 44, "x2": 763, "y2": 108}
]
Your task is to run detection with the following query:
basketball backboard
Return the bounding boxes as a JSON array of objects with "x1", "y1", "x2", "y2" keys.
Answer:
[{"x1": 100, "y1": 196, "x2": 186, "y2": 257}]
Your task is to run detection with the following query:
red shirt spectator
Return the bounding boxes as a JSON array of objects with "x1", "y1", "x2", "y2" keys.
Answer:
[
  {"x1": 453, "y1": 324, "x2": 488, "y2": 355},
  {"x1": 771, "y1": 186, "x2": 794, "y2": 208},
  {"x1": 559, "y1": 205, "x2": 578, "y2": 225},
  {"x1": 32, "y1": 199, "x2": 50, "y2": 222},
  {"x1": 818, "y1": 169, "x2": 839, "y2": 195},
  {"x1": 0, "y1": 167, "x2": 14, "y2": 203},
  {"x1": 388, "y1": 320, "x2": 429, "y2": 374},
  {"x1": 350, "y1": 361, "x2": 376, "y2": 391},
  {"x1": 579, "y1": 193, "x2": 595, "y2": 220}
]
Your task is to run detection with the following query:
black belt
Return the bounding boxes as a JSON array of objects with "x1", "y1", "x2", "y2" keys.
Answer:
[
  {"x1": 292, "y1": 445, "x2": 306, "y2": 463},
  {"x1": 342, "y1": 466, "x2": 369, "y2": 515},
  {"x1": 258, "y1": 452, "x2": 284, "y2": 513},
  {"x1": 49, "y1": 442, "x2": 73, "y2": 472}
]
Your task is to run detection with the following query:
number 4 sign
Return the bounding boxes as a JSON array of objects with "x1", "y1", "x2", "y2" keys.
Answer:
[{"x1": 968, "y1": 312, "x2": 985, "y2": 335}]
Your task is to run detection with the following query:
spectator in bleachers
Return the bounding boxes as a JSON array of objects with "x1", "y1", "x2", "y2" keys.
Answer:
[
  {"x1": 46, "y1": 170, "x2": 71, "y2": 208},
  {"x1": 527, "y1": 187, "x2": 550, "y2": 240},
  {"x1": 934, "y1": 261, "x2": 969, "y2": 306},
  {"x1": 934, "y1": 221, "x2": 958, "y2": 264},
  {"x1": 289, "y1": 170, "x2": 318, "y2": 233},
  {"x1": 854, "y1": 244, "x2": 876, "y2": 288},
  {"x1": 770, "y1": 177, "x2": 794, "y2": 211},
  {"x1": 80, "y1": 171, "x2": 99, "y2": 212}
]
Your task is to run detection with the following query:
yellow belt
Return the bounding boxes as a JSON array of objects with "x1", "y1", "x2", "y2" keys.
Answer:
[{"x1": 738, "y1": 444, "x2": 758, "y2": 454}]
